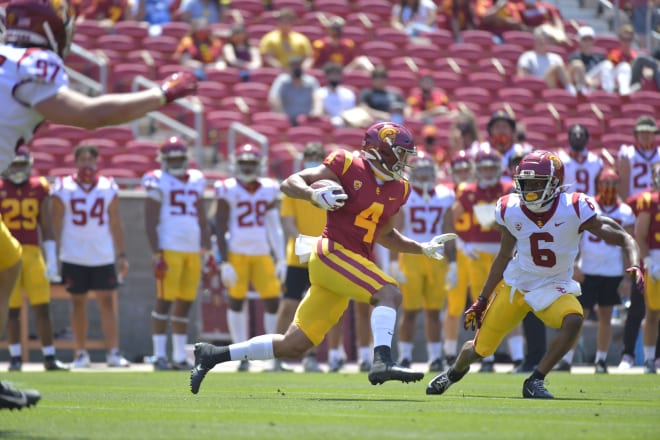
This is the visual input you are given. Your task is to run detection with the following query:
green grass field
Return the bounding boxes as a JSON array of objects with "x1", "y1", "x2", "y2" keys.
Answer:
[{"x1": 2, "y1": 371, "x2": 659, "y2": 440}]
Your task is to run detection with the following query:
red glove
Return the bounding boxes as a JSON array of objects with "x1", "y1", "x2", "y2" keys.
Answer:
[
  {"x1": 201, "y1": 252, "x2": 219, "y2": 291},
  {"x1": 626, "y1": 265, "x2": 645, "y2": 293},
  {"x1": 159, "y1": 71, "x2": 197, "y2": 104},
  {"x1": 152, "y1": 252, "x2": 168, "y2": 280},
  {"x1": 464, "y1": 295, "x2": 488, "y2": 331}
]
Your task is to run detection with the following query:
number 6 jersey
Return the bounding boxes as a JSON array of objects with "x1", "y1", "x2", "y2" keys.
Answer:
[{"x1": 52, "y1": 174, "x2": 118, "y2": 266}]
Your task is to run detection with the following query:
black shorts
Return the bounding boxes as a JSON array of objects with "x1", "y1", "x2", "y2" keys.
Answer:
[
  {"x1": 283, "y1": 266, "x2": 310, "y2": 301},
  {"x1": 61, "y1": 262, "x2": 118, "y2": 294},
  {"x1": 579, "y1": 274, "x2": 623, "y2": 310}
]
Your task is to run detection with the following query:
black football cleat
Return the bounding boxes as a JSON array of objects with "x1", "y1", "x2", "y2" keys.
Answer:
[
  {"x1": 368, "y1": 360, "x2": 424, "y2": 385},
  {"x1": 426, "y1": 370, "x2": 454, "y2": 395},
  {"x1": 0, "y1": 381, "x2": 41, "y2": 410},
  {"x1": 44, "y1": 355, "x2": 70, "y2": 371},
  {"x1": 522, "y1": 378, "x2": 554, "y2": 399},
  {"x1": 8, "y1": 356, "x2": 22, "y2": 372},
  {"x1": 190, "y1": 343, "x2": 216, "y2": 394}
]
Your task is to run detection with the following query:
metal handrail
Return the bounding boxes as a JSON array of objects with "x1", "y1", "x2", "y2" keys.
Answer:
[
  {"x1": 66, "y1": 43, "x2": 108, "y2": 94},
  {"x1": 227, "y1": 121, "x2": 269, "y2": 160}
]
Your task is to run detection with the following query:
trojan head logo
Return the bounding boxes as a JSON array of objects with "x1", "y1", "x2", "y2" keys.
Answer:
[
  {"x1": 378, "y1": 126, "x2": 399, "y2": 146},
  {"x1": 353, "y1": 180, "x2": 362, "y2": 191},
  {"x1": 548, "y1": 153, "x2": 562, "y2": 173}
]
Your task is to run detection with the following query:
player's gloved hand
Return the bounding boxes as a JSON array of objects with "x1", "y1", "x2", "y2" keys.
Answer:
[
  {"x1": 626, "y1": 265, "x2": 645, "y2": 293},
  {"x1": 201, "y1": 251, "x2": 219, "y2": 292},
  {"x1": 275, "y1": 260, "x2": 288, "y2": 284},
  {"x1": 445, "y1": 261, "x2": 458, "y2": 290},
  {"x1": 152, "y1": 252, "x2": 168, "y2": 280},
  {"x1": 310, "y1": 185, "x2": 348, "y2": 211},
  {"x1": 464, "y1": 295, "x2": 488, "y2": 331},
  {"x1": 43, "y1": 240, "x2": 61, "y2": 283},
  {"x1": 220, "y1": 262, "x2": 238, "y2": 288},
  {"x1": 159, "y1": 71, "x2": 198, "y2": 104},
  {"x1": 421, "y1": 233, "x2": 457, "y2": 260},
  {"x1": 388, "y1": 261, "x2": 407, "y2": 283}
]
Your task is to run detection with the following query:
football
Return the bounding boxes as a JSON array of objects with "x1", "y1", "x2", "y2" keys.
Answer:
[{"x1": 310, "y1": 179, "x2": 345, "y2": 195}]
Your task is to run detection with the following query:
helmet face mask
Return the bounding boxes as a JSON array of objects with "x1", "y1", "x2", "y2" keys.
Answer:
[
  {"x1": 234, "y1": 144, "x2": 263, "y2": 183},
  {"x1": 5, "y1": 0, "x2": 75, "y2": 57},
  {"x1": 362, "y1": 122, "x2": 416, "y2": 180},
  {"x1": 409, "y1": 156, "x2": 436, "y2": 190},
  {"x1": 4, "y1": 149, "x2": 32, "y2": 184},
  {"x1": 514, "y1": 150, "x2": 564, "y2": 211},
  {"x1": 474, "y1": 149, "x2": 502, "y2": 188}
]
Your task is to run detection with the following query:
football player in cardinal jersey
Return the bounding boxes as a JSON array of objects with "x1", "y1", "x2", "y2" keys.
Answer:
[
  {"x1": 143, "y1": 137, "x2": 211, "y2": 371},
  {"x1": 617, "y1": 116, "x2": 660, "y2": 200},
  {"x1": 390, "y1": 153, "x2": 457, "y2": 371},
  {"x1": 51, "y1": 145, "x2": 130, "y2": 369},
  {"x1": 213, "y1": 144, "x2": 286, "y2": 372},
  {"x1": 0, "y1": 147, "x2": 68, "y2": 372},
  {"x1": 557, "y1": 124, "x2": 603, "y2": 197},
  {"x1": 191, "y1": 122, "x2": 457, "y2": 394},
  {"x1": 631, "y1": 162, "x2": 660, "y2": 374},
  {"x1": 0, "y1": 0, "x2": 196, "y2": 409},
  {"x1": 560, "y1": 168, "x2": 635, "y2": 373},
  {"x1": 427, "y1": 150, "x2": 643, "y2": 399}
]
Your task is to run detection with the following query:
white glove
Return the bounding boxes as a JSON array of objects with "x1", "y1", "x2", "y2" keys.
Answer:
[
  {"x1": 43, "y1": 240, "x2": 61, "y2": 283},
  {"x1": 311, "y1": 185, "x2": 348, "y2": 211},
  {"x1": 388, "y1": 261, "x2": 407, "y2": 283},
  {"x1": 421, "y1": 233, "x2": 457, "y2": 260},
  {"x1": 220, "y1": 262, "x2": 238, "y2": 288},
  {"x1": 275, "y1": 260, "x2": 288, "y2": 284},
  {"x1": 445, "y1": 261, "x2": 457, "y2": 290}
]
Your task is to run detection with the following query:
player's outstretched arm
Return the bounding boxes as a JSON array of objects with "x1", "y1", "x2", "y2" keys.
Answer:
[{"x1": 280, "y1": 165, "x2": 340, "y2": 202}]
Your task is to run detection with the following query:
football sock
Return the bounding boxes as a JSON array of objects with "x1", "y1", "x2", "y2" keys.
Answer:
[
  {"x1": 428, "y1": 342, "x2": 442, "y2": 361},
  {"x1": 153, "y1": 334, "x2": 167, "y2": 359},
  {"x1": 227, "y1": 309, "x2": 247, "y2": 343},
  {"x1": 398, "y1": 341, "x2": 413, "y2": 361},
  {"x1": 263, "y1": 312, "x2": 278, "y2": 334},
  {"x1": 643, "y1": 346, "x2": 656, "y2": 362},
  {"x1": 563, "y1": 349, "x2": 575, "y2": 363},
  {"x1": 229, "y1": 334, "x2": 275, "y2": 361},
  {"x1": 507, "y1": 335, "x2": 524, "y2": 363},
  {"x1": 9, "y1": 343, "x2": 21, "y2": 357},
  {"x1": 172, "y1": 333, "x2": 187, "y2": 363},
  {"x1": 595, "y1": 351, "x2": 608, "y2": 362},
  {"x1": 328, "y1": 348, "x2": 343, "y2": 364},
  {"x1": 371, "y1": 306, "x2": 396, "y2": 348},
  {"x1": 444, "y1": 340, "x2": 457, "y2": 358},
  {"x1": 42, "y1": 345, "x2": 55, "y2": 357},
  {"x1": 358, "y1": 346, "x2": 372, "y2": 364},
  {"x1": 482, "y1": 355, "x2": 494, "y2": 363},
  {"x1": 530, "y1": 369, "x2": 546, "y2": 381}
]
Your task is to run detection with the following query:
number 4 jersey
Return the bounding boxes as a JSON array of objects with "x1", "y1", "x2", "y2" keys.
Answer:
[{"x1": 52, "y1": 174, "x2": 118, "y2": 266}]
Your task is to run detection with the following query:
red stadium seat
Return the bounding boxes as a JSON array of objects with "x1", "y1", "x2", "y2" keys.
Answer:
[
  {"x1": 374, "y1": 28, "x2": 410, "y2": 46},
  {"x1": 354, "y1": 0, "x2": 391, "y2": 20},
  {"x1": 491, "y1": 44, "x2": 525, "y2": 64},
  {"x1": 248, "y1": 67, "x2": 282, "y2": 85},
  {"x1": 96, "y1": 34, "x2": 138, "y2": 56},
  {"x1": 160, "y1": 22, "x2": 192, "y2": 41},
  {"x1": 110, "y1": 63, "x2": 153, "y2": 92},
  {"x1": 142, "y1": 36, "x2": 179, "y2": 60},
  {"x1": 541, "y1": 89, "x2": 578, "y2": 107},
  {"x1": 601, "y1": 132, "x2": 635, "y2": 150},
  {"x1": 205, "y1": 67, "x2": 243, "y2": 88},
  {"x1": 91, "y1": 126, "x2": 134, "y2": 145},
  {"x1": 232, "y1": 82, "x2": 270, "y2": 101},
  {"x1": 453, "y1": 87, "x2": 493, "y2": 105},
  {"x1": 430, "y1": 71, "x2": 462, "y2": 91},
  {"x1": 113, "y1": 21, "x2": 149, "y2": 41},
  {"x1": 286, "y1": 126, "x2": 323, "y2": 144},
  {"x1": 511, "y1": 76, "x2": 547, "y2": 97},
  {"x1": 448, "y1": 42, "x2": 486, "y2": 63},
  {"x1": 330, "y1": 127, "x2": 364, "y2": 146},
  {"x1": 497, "y1": 87, "x2": 536, "y2": 106},
  {"x1": 461, "y1": 30, "x2": 496, "y2": 50},
  {"x1": 48, "y1": 167, "x2": 76, "y2": 178},
  {"x1": 467, "y1": 72, "x2": 507, "y2": 94},
  {"x1": 619, "y1": 102, "x2": 656, "y2": 119},
  {"x1": 102, "y1": 168, "x2": 139, "y2": 179},
  {"x1": 404, "y1": 43, "x2": 443, "y2": 66},
  {"x1": 501, "y1": 31, "x2": 534, "y2": 49},
  {"x1": 251, "y1": 111, "x2": 291, "y2": 130}
]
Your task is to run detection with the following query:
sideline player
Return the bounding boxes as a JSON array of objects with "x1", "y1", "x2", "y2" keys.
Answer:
[
  {"x1": 0, "y1": 0, "x2": 196, "y2": 409},
  {"x1": 426, "y1": 150, "x2": 643, "y2": 399},
  {"x1": 191, "y1": 122, "x2": 456, "y2": 394},
  {"x1": 0, "y1": 148, "x2": 68, "y2": 371},
  {"x1": 143, "y1": 137, "x2": 211, "y2": 371}
]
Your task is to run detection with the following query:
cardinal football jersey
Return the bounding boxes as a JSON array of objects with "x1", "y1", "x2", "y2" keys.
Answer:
[
  {"x1": 215, "y1": 177, "x2": 280, "y2": 256},
  {"x1": 557, "y1": 149, "x2": 603, "y2": 196},
  {"x1": 495, "y1": 191, "x2": 597, "y2": 292},
  {"x1": 400, "y1": 184, "x2": 454, "y2": 243},
  {"x1": 0, "y1": 176, "x2": 49, "y2": 246},
  {"x1": 0, "y1": 46, "x2": 68, "y2": 171},
  {"x1": 618, "y1": 144, "x2": 660, "y2": 198},
  {"x1": 52, "y1": 175, "x2": 118, "y2": 266},
  {"x1": 142, "y1": 169, "x2": 206, "y2": 253}
]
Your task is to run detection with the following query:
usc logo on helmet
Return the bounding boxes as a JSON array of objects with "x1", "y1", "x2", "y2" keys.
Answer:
[
  {"x1": 548, "y1": 154, "x2": 562, "y2": 173},
  {"x1": 378, "y1": 127, "x2": 399, "y2": 146}
]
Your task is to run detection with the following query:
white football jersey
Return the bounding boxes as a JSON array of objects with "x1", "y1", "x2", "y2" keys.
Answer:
[
  {"x1": 215, "y1": 177, "x2": 279, "y2": 255},
  {"x1": 617, "y1": 144, "x2": 660, "y2": 198},
  {"x1": 557, "y1": 149, "x2": 603, "y2": 196},
  {"x1": 142, "y1": 169, "x2": 206, "y2": 253},
  {"x1": 579, "y1": 201, "x2": 635, "y2": 276},
  {"x1": 52, "y1": 175, "x2": 118, "y2": 266},
  {"x1": 0, "y1": 46, "x2": 68, "y2": 172},
  {"x1": 400, "y1": 185, "x2": 455, "y2": 243},
  {"x1": 495, "y1": 191, "x2": 598, "y2": 293}
]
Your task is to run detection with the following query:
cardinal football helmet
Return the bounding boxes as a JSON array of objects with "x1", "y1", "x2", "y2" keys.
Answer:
[
  {"x1": 514, "y1": 150, "x2": 564, "y2": 210},
  {"x1": 234, "y1": 144, "x2": 263, "y2": 183},
  {"x1": 159, "y1": 137, "x2": 188, "y2": 177},
  {"x1": 3, "y1": 146, "x2": 33, "y2": 184},
  {"x1": 5, "y1": 0, "x2": 75, "y2": 57},
  {"x1": 449, "y1": 150, "x2": 474, "y2": 185},
  {"x1": 474, "y1": 148, "x2": 502, "y2": 188},
  {"x1": 408, "y1": 152, "x2": 437, "y2": 190},
  {"x1": 362, "y1": 122, "x2": 416, "y2": 179}
]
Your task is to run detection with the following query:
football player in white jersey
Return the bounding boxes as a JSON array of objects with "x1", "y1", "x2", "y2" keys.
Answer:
[
  {"x1": 617, "y1": 116, "x2": 660, "y2": 200},
  {"x1": 560, "y1": 168, "x2": 635, "y2": 373},
  {"x1": 143, "y1": 137, "x2": 212, "y2": 371},
  {"x1": 427, "y1": 150, "x2": 643, "y2": 399},
  {"x1": 0, "y1": 0, "x2": 196, "y2": 409},
  {"x1": 51, "y1": 145, "x2": 131, "y2": 369},
  {"x1": 390, "y1": 153, "x2": 457, "y2": 371},
  {"x1": 558, "y1": 124, "x2": 603, "y2": 196},
  {"x1": 214, "y1": 144, "x2": 286, "y2": 372}
]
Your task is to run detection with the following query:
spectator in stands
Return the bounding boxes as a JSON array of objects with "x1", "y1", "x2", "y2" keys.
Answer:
[
  {"x1": 475, "y1": 110, "x2": 529, "y2": 176},
  {"x1": 631, "y1": 46, "x2": 660, "y2": 92},
  {"x1": 406, "y1": 69, "x2": 456, "y2": 124},
  {"x1": 604, "y1": 24, "x2": 638, "y2": 95},
  {"x1": 51, "y1": 145, "x2": 130, "y2": 369},
  {"x1": 567, "y1": 26, "x2": 612, "y2": 94},
  {"x1": 315, "y1": 62, "x2": 357, "y2": 127},
  {"x1": 358, "y1": 66, "x2": 407, "y2": 124},
  {"x1": 517, "y1": 26, "x2": 574, "y2": 93},
  {"x1": 629, "y1": 0, "x2": 650, "y2": 49},
  {"x1": 517, "y1": 0, "x2": 568, "y2": 44},
  {"x1": 391, "y1": 0, "x2": 439, "y2": 37},
  {"x1": 173, "y1": 18, "x2": 223, "y2": 80},
  {"x1": 222, "y1": 25, "x2": 262, "y2": 82},
  {"x1": 259, "y1": 8, "x2": 313, "y2": 70},
  {"x1": 448, "y1": 109, "x2": 480, "y2": 154},
  {"x1": 178, "y1": 0, "x2": 225, "y2": 25},
  {"x1": 312, "y1": 16, "x2": 373, "y2": 72},
  {"x1": 268, "y1": 56, "x2": 322, "y2": 126},
  {"x1": 440, "y1": 0, "x2": 479, "y2": 42},
  {"x1": 480, "y1": 0, "x2": 528, "y2": 42},
  {"x1": 80, "y1": 0, "x2": 132, "y2": 24},
  {"x1": 134, "y1": 0, "x2": 172, "y2": 34}
]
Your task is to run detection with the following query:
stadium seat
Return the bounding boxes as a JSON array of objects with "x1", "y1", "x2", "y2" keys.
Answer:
[
  {"x1": 251, "y1": 111, "x2": 291, "y2": 130},
  {"x1": 109, "y1": 154, "x2": 156, "y2": 171},
  {"x1": 430, "y1": 71, "x2": 462, "y2": 91},
  {"x1": 160, "y1": 22, "x2": 192, "y2": 41},
  {"x1": 343, "y1": 70, "x2": 373, "y2": 90},
  {"x1": 496, "y1": 87, "x2": 536, "y2": 106},
  {"x1": 78, "y1": 138, "x2": 120, "y2": 156},
  {"x1": 521, "y1": 117, "x2": 561, "y2": 137},
  {"x1": 387, "y1": 70, "x2": 418, "y2": 94},
  {"x1": 125, "y1": 139, "x2": 161, "y2": 157},
  {"x1": 541, "y1": 89, "x2": 578, "y2": 107},
  {"x1": 142, "y1": 36, "x2": 179, "y2": 61},
  {"x1": 619, "y1": 102, "x2": 656, "y2": 119},
  {"x1": 630, "y1": 91, "x2": 660, "y2": 112},
  {"x1": 286, "y1": 126, "x2": 324, "y2": 145},
  {"x1": 48, "y1": 167, "x2": 77, "y2": 178},
  {"x1": 330, "y1": 127, "x2": 364, "y2": 146},
  {"x1": 374, "y1": 28, "x2": 410, "y2": 46},
  {"x1": 196, "y1": 81, "x2": 229, "y2": 106},
  {"x1": 96, "y1": 34, "x2": 138, "y2": 56},
  {"x1": 91, "y1": 126, "x2": 135, "y2": 145},
  {"x1": 404, "y1": 43, "x2": 443, "y2": 66},
  {"x1": 501, "y1": 31, "x2": 534, "y2": 49},
  {"x1": 246, "y1": 23, "x2": 275, "y2": 40},
  {"x1": 248, "y1": 67, "x2": 282, "y2": 85},
  {"x1": 102, "y1": 168, "x2": 140, "y2": 179},
  {"x1": 453, "y1": 87, "x2": 493, "y2": 105},
  {"x1": 232, "y1": 0, "x2": 264, "y2": 16},
  {"x1": 74, "y1": 20, "x2": 108, "y2": 41},
  {"x1": 448, "y1": 42, "x2": 486, "y2": 64},
  {"x1": 38, "y1": 125, "x2": 90, "y2": 144},
  {"x1": 424, "y1": 29, "x2": 454, "y2": 50},
  {"x1": 205, "y1": 67, "x2": 243, "y2": 88},
  {"x1": 31, "y1": 151, "x2": 57, "y2": 168},
  {"x1": 594, "y1": 35, "x2": 620, "y2": 52},
  {"x1": 110, "y1": 63, "x2": 153, "y2": 93},
  {"x1": 461, "y1": 30, "x2": 497, "y2": 50},
  {"x1": 466, "y1": 72, "x2": 507, "y2": 94},
  {"x1": 511, "y1": 76, "x2": 547, "y2": 97},
  {"x1": 341, "y1": 25, "x2": 372, "y2": 45},
  {"x1": 361, "y1": 41, "x2": 401, "y2": 62},
  {"x1": 601, "y1": 133, "x2": 635, "y2": 150},
  {"x1": 317, "y1": 0, "x2": 351, "y2": 16},
  {"x1": 388, "y1": 57, "x2": 427, "y2": 72},
  {"x1": 354, "y1": 0, "x2": 391, "y2": 20},
  {"x1": 232, "y1": 82, "x2": 271, "y2": 101},
  {"x1": 113, "y1": 21, "x2": 149, "y2": 41},
  {"x1": 608, "y1": 117, "x2": 637, "y2": 133},
  {"x1": 294, "y1": 25, "x2": 325, "y2": 42},
  {"x1": 28, "y1": 137, "x2": 73, "y2": 157},
  {"x1": 491, "y1": 43, "x2": 525, "y2": 64}
]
